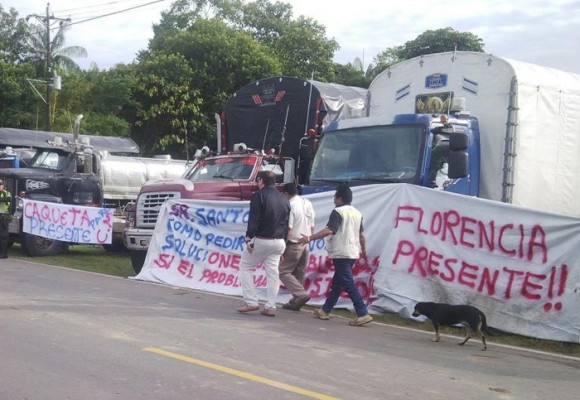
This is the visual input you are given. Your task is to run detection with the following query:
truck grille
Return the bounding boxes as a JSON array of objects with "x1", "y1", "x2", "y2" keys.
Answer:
[{"x1": 136, "y1": 191, "x2": 181, "y2": 228}]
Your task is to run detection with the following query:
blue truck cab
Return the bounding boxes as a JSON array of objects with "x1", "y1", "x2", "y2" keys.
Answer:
[{"x1": 303, "y1": 111, "x2": 480, "y2": 196}]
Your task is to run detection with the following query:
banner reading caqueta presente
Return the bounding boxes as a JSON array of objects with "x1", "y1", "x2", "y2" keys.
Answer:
[{"x1": 22, "y1": 199, "x2": 114, "y2": 244}]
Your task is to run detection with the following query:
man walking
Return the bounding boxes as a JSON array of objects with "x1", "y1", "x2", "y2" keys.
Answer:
[
  {"x1": 237, "y1": 170, "x2": 290, "y2": 317},
  {"x1": 280, "y1": 183, "x2": 315, "y2": 311},
  {"x1": 299, "y1": 184, "x2": 372, "y2": 326}
]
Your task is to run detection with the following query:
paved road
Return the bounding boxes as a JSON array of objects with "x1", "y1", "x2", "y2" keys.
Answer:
[{"x1": 0, "y1": 257, "x2": 578, "y2": 400}]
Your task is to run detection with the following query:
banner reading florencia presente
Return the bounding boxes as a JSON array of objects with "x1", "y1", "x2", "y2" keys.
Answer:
[{"x1": 135, "y1": 184, "x2": 580, "y2": 343}]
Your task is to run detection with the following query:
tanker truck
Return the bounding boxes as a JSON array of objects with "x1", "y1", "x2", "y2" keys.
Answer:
[
  {"x1": 0, "y1": 127, "x2": 189, "y2": 256},
  {"x1": 304, "y1": 51, "x2": 580, "y2": 217}
]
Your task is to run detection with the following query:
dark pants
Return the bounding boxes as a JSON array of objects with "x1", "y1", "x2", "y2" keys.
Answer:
[
  {"x1": 322, "y1": 258, "x2": 369, "y2": 317},
  {"x1": 0, "y1": 214, "x2": 9, "y2": 258}
]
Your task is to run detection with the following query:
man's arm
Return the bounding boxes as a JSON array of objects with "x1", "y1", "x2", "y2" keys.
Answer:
[
  {"x1": 298, "y1": 226, "x2": 333, "y2": 245},
  {"x1": 359, "y1": 231, "x2": 366, "y2": 256},
  {"x1": 360, "y1": 218, "x2": 366, "y2": 255},
  {"x1": 298, "y1": 209, "x2": 339, "y2": 244}
]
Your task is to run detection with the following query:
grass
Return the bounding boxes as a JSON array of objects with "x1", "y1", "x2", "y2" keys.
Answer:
[
  {"x1": 7, "y1": 244, "x2": 580, "y2": 358},
  {"x1": 8, "y1": 243, "x2": 135, "y2": 278}
]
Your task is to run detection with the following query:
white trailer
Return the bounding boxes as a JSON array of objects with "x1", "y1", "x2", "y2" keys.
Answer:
[
  {"x1": 99, "y1": 153, "x2": 190, "y2": 202},
  {"x1": 368, "y1": 51, "x2": 580, "y2": 217}
]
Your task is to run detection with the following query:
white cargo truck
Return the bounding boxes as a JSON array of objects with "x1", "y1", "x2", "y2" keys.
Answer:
[{"x1": 367, "y1": 51, "x2": 580, "y2": 217}]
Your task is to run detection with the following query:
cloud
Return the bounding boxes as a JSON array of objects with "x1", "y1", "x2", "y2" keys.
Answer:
[{"x1": 3, "y1": 0, "x2": 579, "y2": 73}]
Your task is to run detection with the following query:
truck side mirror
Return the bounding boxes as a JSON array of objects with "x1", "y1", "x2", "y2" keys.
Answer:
[{"x1": 448, "y1": 129, "x2": 469, "y2": 179}]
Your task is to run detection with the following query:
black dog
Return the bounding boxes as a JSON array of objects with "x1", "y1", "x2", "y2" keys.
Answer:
[{"x1": 412, "y1": 302, "x2": 489, "y2": 351}]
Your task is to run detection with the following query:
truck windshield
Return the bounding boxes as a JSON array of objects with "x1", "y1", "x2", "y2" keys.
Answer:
[
  {"x1": 186, "y1": 156, "x2": 256, "y2": 182},
  {"x1": 30, "y1": 150, "x2": 69, "y2": 171},
  {"x1": 309, "y1": 124, "x2": 426, "y2": 184}
]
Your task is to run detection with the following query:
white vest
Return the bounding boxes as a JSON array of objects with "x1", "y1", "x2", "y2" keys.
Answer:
[{"x1": 326, "y1": 205, "x2": 362, "y2": 259}]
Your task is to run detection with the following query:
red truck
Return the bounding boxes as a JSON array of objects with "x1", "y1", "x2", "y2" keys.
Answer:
[{"x1": 123, "y1": 76, "x2": 367, "y2": 272}]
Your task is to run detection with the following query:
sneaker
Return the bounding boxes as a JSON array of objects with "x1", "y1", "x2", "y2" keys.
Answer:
[
  {"x1": 313, "y1": 308, "x2": 330, "y2": 320},
  {"x1": 237, "y1": 303, "x2": 259, "y2": 313},
  {"x1": 282, "y1": 302, "x2": 299, "y2": 311},
  {"x1": 261, "y1": 307, "x2": 276, "y2": 317},
  {"x1": 349, "y1": 314, "x2": 373, "y2": 326}
]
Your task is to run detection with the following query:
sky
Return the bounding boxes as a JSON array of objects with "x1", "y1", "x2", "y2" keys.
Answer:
[{"x1": 2, "y1": 0, "x2": 580, "y2": 74}]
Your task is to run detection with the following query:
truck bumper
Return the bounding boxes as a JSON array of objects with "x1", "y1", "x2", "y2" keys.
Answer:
[{"x1": 123, "y1": 228, "x2": 153, "y2": 251}]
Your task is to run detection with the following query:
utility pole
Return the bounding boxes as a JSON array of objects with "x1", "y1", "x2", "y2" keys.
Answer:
[{"x1": 27, "y1": 3, "x2": 70, "y2": 131}]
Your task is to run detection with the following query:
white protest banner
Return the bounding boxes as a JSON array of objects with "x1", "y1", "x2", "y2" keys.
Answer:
[
  {"x1": 22, "y1": 199, "x2": 114, "y2": 244},
  {"x1": 135, "y1": 184, "x2": 580, "y2": 343}
]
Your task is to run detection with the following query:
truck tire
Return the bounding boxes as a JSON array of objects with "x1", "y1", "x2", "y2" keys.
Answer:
[
  {"x1": 22, "y1": 233, "x2": 67, "y2": 257},
  {"x1": 130, "y1": 250, "x2": 147, "y2": 274}
]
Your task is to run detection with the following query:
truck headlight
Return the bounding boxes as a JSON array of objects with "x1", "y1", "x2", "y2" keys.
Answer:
[{"x1": 72, "y1": 192, "x2": 94, "y2": 204}]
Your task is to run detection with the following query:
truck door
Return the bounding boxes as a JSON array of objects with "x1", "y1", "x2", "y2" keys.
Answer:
[{"x1": 68, "y1": 153, "x2": 101, "y2": 206}]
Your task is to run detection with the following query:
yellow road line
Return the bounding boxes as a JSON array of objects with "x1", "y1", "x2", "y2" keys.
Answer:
[{"x1": 144, "y1": 347, "x2": 339, "y2": 400}]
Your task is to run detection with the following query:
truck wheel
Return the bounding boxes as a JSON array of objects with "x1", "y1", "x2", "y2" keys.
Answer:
[
  {"x1": 130, "y1": 250, "x2": 147, "y2": 274},
  {"x1": 22, "y1": 233, "x2": 66, "y2": 257}
]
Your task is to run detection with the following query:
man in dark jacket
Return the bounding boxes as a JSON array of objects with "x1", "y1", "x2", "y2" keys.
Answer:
[{"x1": 237, "y1": 170, "x2": 290, "y2": 317}]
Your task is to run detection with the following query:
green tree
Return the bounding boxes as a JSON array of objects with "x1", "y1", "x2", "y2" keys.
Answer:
[
  {"x1": 0, "y1": 5, "x2": 31, "y2": 64},
  {"x1": 27, "y1": 23, "x2": 87, "y2": 73},
  {"x1": 135, "y1": 19, "x2": 281, "y2": 157},
  {"x1": 333, "y1": 62, "x2": 370, "y2": 88},
  {"x1": 0, "y1": 5, "x2": 40, "y2": 128},
  {"x1": 365, "y1": 29, "x2": 484, "y2": 81},
  {"x1": 133, "y1": 51, "x2": 201, "y2": 156},
  {"x1": 272, "y1": 15, "x2": 338, "y2": 80},
  {"x1": 158, "y1": 0, "x2": 338, "y2": 80},
  {"x1": 51, "y1": 66, "x2": 134, "y2": 136},
  {"x1": 397, "y1": 27, "x2": 484, "y2": 60},
  {"x1": 0, "y1": 61, "x2": 37, "y2": 127},
  {"x1": 365, "y1": 46, "x2": 402, "y2": 80}
]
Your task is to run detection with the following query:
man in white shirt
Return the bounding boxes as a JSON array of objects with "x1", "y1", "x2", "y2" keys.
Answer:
[{"x1": 279, "y1": 183, "x2": 315, "y2": 311}]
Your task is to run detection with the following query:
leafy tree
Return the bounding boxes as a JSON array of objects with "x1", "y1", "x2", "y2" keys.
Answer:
[
  {"x1": 365, "y1": 28, "x2": 484, "y2": 80},
  {"x1": 0, "y1": 5, "x2": 31, "y2": 64},
  {"x1": 135, "y1": 19, "x2": 281, "y2": 157},
  {"x1": 51, "y1": 67, "x2": 134, "y2": 136},
  {"x1": 0, "y1": 61, "x2": 37, "y2": 127},
  {"x1": 272, "y1": 15, "x2": 338, "y2": 80},
  {"x1": 397, "y1": 27, "x2": 484, "y2": 60},
  {"x1": 333, "y1": 62, "x2": 370, "y2": 88},
  {"x1": 27, "y1": 23, "x2": 87, "y2": 74},
  {"x1": 132, "y1": 51, "x2": 202, "y2": 157},
  {"x1": 0, "y1": 6, "x2": 40, "y2": 128},
  {"x1": 158, "y1": 0, "x2": 338, "y2": 80},
  {"x1": 365, "y1": 46, "x2": 402, "y2": 80}
]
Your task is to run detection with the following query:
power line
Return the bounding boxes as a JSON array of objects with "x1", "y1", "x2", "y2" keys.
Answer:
[
  {"x1": 54, "y1": 0, "x2": 154, "y2": 14},
  {"x1": 67, "y1": 0, "x2": 168, "y2": 27},
  {"x1": 22, "y1": 0, "x2": 168, "y2": 41},
  {"x1": 53, "y1": 0, "x2": 168, "y2": 20}
]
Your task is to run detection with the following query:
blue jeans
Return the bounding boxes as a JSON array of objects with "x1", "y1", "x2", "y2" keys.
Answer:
[{"x1": 322, "y1": 258, "x2": 369, "y2": 317}]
